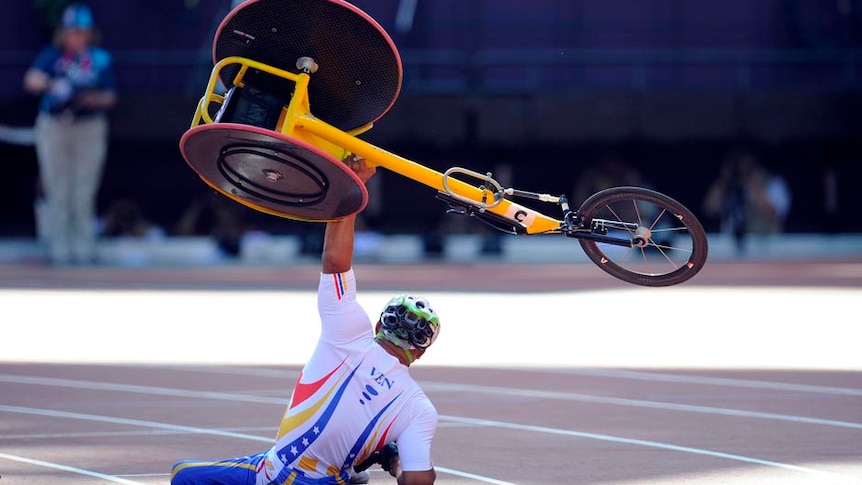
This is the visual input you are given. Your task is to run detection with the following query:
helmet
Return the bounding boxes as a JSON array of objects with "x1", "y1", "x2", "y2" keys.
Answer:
[{"x1": 378, "y1": 295, "x2": 440, "y2": 350}]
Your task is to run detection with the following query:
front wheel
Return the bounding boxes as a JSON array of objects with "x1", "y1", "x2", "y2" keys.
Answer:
[{"x1": 576, "y1": 186, "x2": 708, "y2": 287}]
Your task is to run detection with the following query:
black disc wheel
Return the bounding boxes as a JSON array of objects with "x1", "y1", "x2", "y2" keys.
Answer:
[{"x1": 577, "y1": 186, "x2": 708, "y2": 287}]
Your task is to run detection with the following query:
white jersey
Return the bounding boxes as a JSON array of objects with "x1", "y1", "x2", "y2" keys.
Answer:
[{"x1": 258, "y1": 269, "x2": 437, "y2": 483}]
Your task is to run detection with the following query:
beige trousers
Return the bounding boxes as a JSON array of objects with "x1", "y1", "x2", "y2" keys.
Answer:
[{"x1": 35, "y1": 113, "x2": 108, "y2": 264}]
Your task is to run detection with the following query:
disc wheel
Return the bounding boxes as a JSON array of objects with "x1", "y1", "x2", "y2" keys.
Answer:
[{"x1": 577, "y1": 186, "x2": 708, "y2": 287}]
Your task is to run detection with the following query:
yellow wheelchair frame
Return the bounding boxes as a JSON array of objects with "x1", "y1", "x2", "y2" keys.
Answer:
[
  {"x1": 187, "y1": 55, "x2": 708, "y2": 287},
  {"x1": 190, "y1": 56, "x2": 563, "y2": 235}
]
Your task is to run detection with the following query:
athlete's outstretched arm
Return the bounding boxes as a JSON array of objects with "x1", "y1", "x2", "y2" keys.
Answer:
[
  {"x1": 321, "y1": 155, "x2": 375, "y2": 274},
  {"x1": 321, "y1": 213, "x2": 356, "y2": 275}
]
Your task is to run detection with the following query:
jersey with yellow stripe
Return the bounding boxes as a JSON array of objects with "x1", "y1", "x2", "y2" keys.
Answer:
[{"x1": 258, "y1": 269, "x2": 437, "y2": 483}]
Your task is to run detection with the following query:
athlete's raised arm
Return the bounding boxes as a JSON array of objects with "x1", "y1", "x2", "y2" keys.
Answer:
[{"x1": 321, "y1": 155, "x2": 375, "y2": 274}]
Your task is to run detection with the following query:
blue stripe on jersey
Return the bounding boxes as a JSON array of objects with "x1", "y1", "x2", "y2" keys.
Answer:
[
  {"x1": 341, "y1": 392, "x2": 403, "y2": 471},
  {"x1": 275, "y1": 361, "x2": 362, "y2": 471}
]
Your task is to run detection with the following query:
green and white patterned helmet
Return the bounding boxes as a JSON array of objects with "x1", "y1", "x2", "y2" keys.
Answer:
[{"x1": 379, "y1": 295, "x2": 440, "y2": 350}]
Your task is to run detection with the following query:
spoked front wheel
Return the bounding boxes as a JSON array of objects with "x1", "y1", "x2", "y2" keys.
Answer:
[{"x1": 576, "y1": 186, "x2": 708, "y2": 287}]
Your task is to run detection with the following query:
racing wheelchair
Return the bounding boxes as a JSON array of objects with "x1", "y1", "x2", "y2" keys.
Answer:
[{"x1": 180, "y1": 0, "x2": 708, "y2": 287}]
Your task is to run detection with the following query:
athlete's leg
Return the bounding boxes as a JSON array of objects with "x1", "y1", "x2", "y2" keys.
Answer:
[{"x1": 170, "y1": 452, "x2": 265, "y2": 485}]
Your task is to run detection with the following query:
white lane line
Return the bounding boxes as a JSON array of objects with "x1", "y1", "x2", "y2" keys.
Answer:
[
  {"x1": 532, "y1": 368, "x2": 862, "y2": 396},
  {"x1": 141, "y1": 364, "x2": 302, "y2": 380},
  {"x1": 4, "y1": 373, "x2": 860, "y2": 431},
  {"x1": 0, "y1": 405, "x2": 272, "y2": 442},
  {"x1": 0, "y1": 374, "x2": 287, "y2": 404},
  {"x1": 433, "y1": 466, "x2": 518, "y2": 485},
  {"x1": 2, "y1": 430, "x2": 180, "y2": 440},
  {"x1": 439, "y1": 415, "x2": 862, "y2": 483},
  {"x1": 421, "y1": 382, "x2": 862, "y2": 430},
  {"x1": 147, "y1": 364, "x2": 862, "y2": 396},
  {"x1": 117, "y1": 364, "x2": 862, "y2": 408},
  {"x1": 3, "y1": 404, "x2": 859, "y2": 483},
  {"x1": 0, "y1": 406, "x2": 512, "y2": 485},
  {"x1": 1, "y1": 426, "x2": 275, "y2": 440},
  {"x1": 0, "y1": 452, "x2": 142, "y2": 484}
]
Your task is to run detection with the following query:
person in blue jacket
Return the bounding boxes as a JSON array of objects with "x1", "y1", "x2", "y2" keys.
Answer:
[{"x1": 23, "y1": 3, "x2": 117, "y2": 265}]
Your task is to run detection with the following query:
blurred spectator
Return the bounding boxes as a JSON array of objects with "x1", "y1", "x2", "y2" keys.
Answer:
[
  {"x1": 571, "y1": 154, "x2": 655, "y2": 228},
  {"x1": 703, "y1": 148, "x2": 791, "y2": 253},
  {"x1": 99, "y1": 198, "x2": 164, "y2": 240},
  {"x1": 175, "y1": 191, "x2": 246, "y2": 258},
  {"x1": 822, "y1": 163, "x2": 840, "y2": 233},
  {"x1": 34, "y1": 177, "x2": 49, "y2": 244},
  {"x1": 572, "y1": 154, "x2": 649, "y2": 205},
  {"x1": 23, "y1": 3, "x2": 117, "y2": 265}
]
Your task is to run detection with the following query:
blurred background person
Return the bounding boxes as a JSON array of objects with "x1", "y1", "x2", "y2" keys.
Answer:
[
  {"x1": 703, "y1": 148, "x2": 792, "y2": 254},
  {"x1": 175, "y1": 191, "x2": 246, "y2": 259},
  {"x1": 99, "y1": 198, "x2": 163, "y2": 240},
  {"x1": 572, "y1": 154, "x2": 650, "y2": 206},
  {"x1": 23, "y1": 2, "x2": 117, "y2": 265}
]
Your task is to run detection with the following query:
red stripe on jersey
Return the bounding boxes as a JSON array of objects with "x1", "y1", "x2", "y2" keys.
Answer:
[{"x1": 290, "y1": 359, "x2": 346, "y2": 409}]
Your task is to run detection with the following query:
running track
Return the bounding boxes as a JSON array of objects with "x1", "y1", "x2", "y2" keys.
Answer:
[{"x1": 1, "y1": 260, "x2": 861, "y2": 484}]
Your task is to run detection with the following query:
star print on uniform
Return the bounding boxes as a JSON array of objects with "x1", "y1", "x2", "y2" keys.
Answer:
[{"x1": 276, "y1": 362, "x2": 363, "y2": 462}]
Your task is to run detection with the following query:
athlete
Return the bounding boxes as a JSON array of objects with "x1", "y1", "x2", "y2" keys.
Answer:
[{"x1": 171, "y1": 155, "x2": 440, "y2": 485}]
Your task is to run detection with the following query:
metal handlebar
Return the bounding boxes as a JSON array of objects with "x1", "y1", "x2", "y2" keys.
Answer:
[
  {"x1": 442, "y1": 167, "x2": 505, "y2": 212},
  {"x1": 442, "y1": 166, "x2": 586, "y2": 235},
  {"x1": 442, "y1": 166, "x2": 567, "y2": 210}
]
